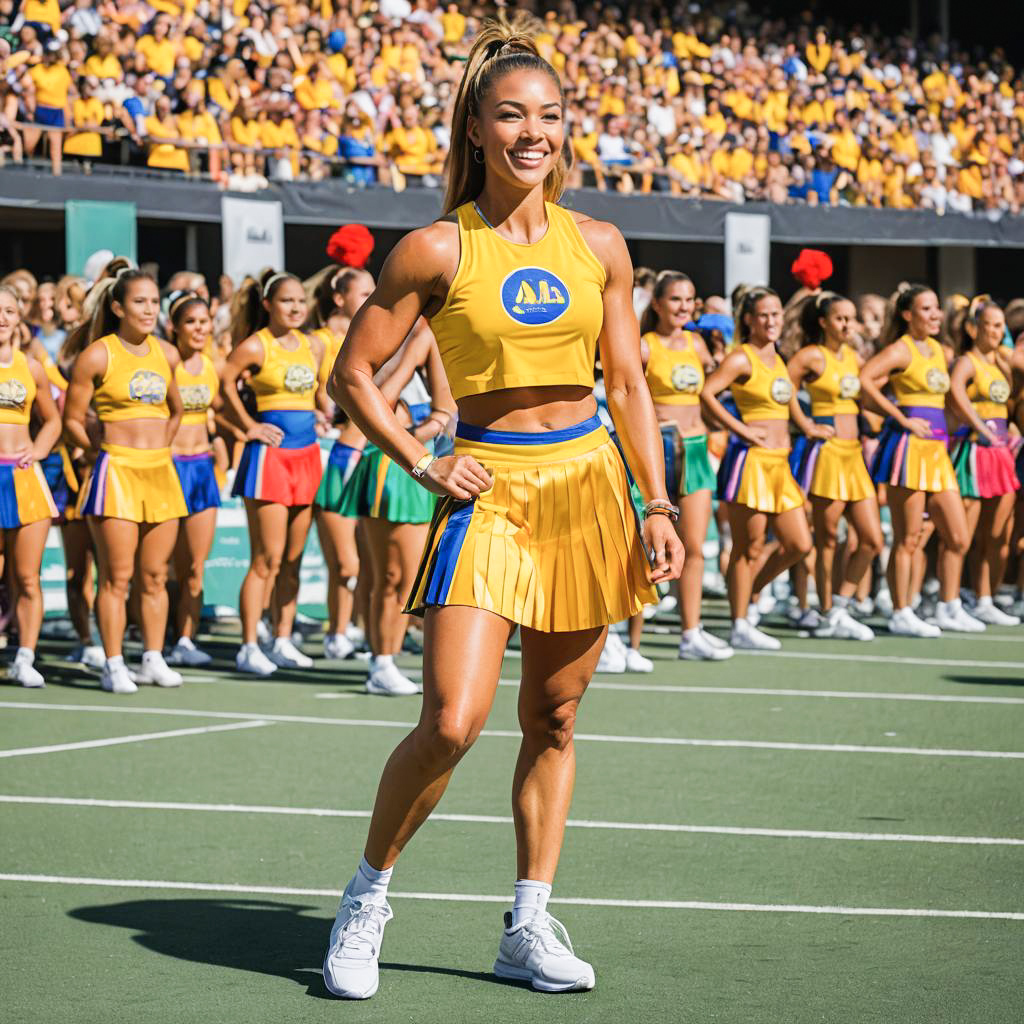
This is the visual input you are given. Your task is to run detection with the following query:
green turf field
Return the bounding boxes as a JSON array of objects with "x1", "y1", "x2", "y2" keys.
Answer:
[{"x1": 2, "y1": 603, "x2": 1023, "y2": 1023}]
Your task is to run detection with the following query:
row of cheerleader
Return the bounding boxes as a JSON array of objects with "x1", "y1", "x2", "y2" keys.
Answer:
[{"x1": 2, "y1": 256, "x2": 1023, "y2": 692}]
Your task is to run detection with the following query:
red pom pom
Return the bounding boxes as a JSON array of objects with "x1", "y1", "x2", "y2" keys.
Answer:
[
  {"x1": 326, "y1": 224, "x2": 375, "y2": 269},
  {"x1": 790, "y1": 248, "x2": 833, "y2": 290}
]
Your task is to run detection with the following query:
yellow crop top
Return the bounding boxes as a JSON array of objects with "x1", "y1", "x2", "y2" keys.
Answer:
[
  {"x1": 965, "y1": 350, "x2": 1010, "y2": 421},
  {"x1": 732, "y1": 343, "x2": 793, "y2": 422},
  {"x1": 93, "y1": 334, "x2": 171, "y2": 422},
  {"x1": 891, "y1": 336, "x2": 949, "y2": 409},
  {"x1": 429, "y1": 202, "x2": 607, "y2": 400},
  {"x1": 0, "y1": 348, "x2": 37, "y2": 426},
  {"x1": 249, "y1": 329, "x2": 318, "y2": 412},
  {"x1": 644, "y1": 331, "x2": 703, "y2": 406},
  {"x1": 314, "y1": 326, "x2": 344, "y2": 388},
  {"x1": 175, "y1": 353, "x2": 219, "y2": 427},
  {"x1": 806, "y1": 343, "x2": 861, "y2": 417}
]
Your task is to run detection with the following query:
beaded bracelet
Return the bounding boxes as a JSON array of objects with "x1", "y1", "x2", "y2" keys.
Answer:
[{"x1": 642, "y1": 500, "x2": 680, "y2": 523}]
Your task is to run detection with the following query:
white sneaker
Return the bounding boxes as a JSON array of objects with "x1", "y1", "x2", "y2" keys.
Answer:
[
  {"x1": 788, "y1": 606, "x2": 822, "y2": 629},
  {"x1": 888, "y1": 607, "x2": 941, "y2": 638},
  {"x1": 643, "y1": 593, "x2": 677, "y2": 620},
  {"x1": 700, "y1": 627, "x2": 732, "y2": 650},
  {"x1": 850, "y1": 597, "x2": 875, "y2": 619},
  {"x1": 971, "y1": 599, "x2": 1020, "y2": 627},
  {"x1": 324, "y1": 633, "x2": 356, "y2": 660},
  {"x1": 136, "y1": 653, "x2": 183, "y2": 687},
  {"x1": 365, "y1": 662, "x2": 421, "y2": 696},
  {"x1": 345, "y1": 624, "x2": 366, "y2": 646},
  {"x1": 267, "y1": 636, "x2": 314, "y2": 668},
  {"x1": 236, "y1": 643, "x2": 277, "y2": 676},
  {"x1": 678, "y1": 629, "x2": 734, "y2": 661},
  {"x1": 816, "y1": 607, "x2": 874, "y2": 641},
  {"x1": 101, "y1": 660, "x2": 138, "y2": 694},
  {"x1": 960, "y1": 588, "x2": 977, "y2": 610},
  {"x1": 494, "y1": 911, "x2": 595, "y2": 993},
  {"x1": 756, "y1": 592, "x2": 777, "y2": 616},
  {"x1": 9, "y1": 655, "x2": 44, "y2": 688},
  {"x1": 166, "y1": 639, "x2": 213, "y2": 667},
  {"x1": 623, "y1": 647, "x2": 653, "y2": 672},
  {"x1": 66, "y1": 643, "x2": 106, "y2": 669},
  {"x1": 934, "y1": 599, "x2": 986, "y2": 634},
  {"x1": 323, "y1": 880, "x2": 393, "y2": 1000},
  {"x1": 729, "y1": 618, "x2": 781, "y2": 651},
  {"x1": 595, "y1": 632, "x2": 627, "y2": 673},
  {"x1": 874, "y1": 587, "x2": 894, "y2": 617}
]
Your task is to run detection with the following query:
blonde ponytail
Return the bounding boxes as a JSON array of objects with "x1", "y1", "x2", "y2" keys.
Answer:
[{"x1": 443, "y1": 11, "x2": 570, "y2": 215}]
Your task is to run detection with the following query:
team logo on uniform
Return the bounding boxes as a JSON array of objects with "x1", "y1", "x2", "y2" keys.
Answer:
[
  {"x1": 770, "y1": 376, "x2": 793, "y2": 404},
  {"x1": 500, "y1": 267, "x2": 570, "y2": 326},
  {"x1": 925, "y1": 368, "x2": 950, "y2": 394},
  {"x1": 0, "y1": 378, "x2": 27, "y2": 410},
  {"x1": 670, "y1": 363, "x2": 701, "y2": 394},
  {"x1": 128, "y1": 370, "x2": 167, "y2": 404},
  {"x1": 284, "y1": 364, "x2": 315, "y2": 393},
  {"x1": 989, "y1": 379, "x2": 1010, "y2": 404},
  {"x1": 179, "y1": 384, "x2": 211, "y2": 411},
  {"x1": 839, "y1": 374, "x2": 861, "y2": 400}
]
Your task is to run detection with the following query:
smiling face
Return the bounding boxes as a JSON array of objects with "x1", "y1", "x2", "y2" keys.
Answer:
[
  {"x1": 264, "y1": 278, "x2": 307, "y2": 331},
  {"x1": 177, "y1": 301, "x2": 212, "y2": 355},
  {"x1": 974, "y1": 305, "x2": 1006, "y2": 353},
  {"x1": 468, "y1": 67, "x2": 564, "y2": 195},
  {"x1": 746, "y1": 294, "x2": 783, "y2": 345},
  {"x1": 903, "y1": 289, "x2": 942, "y2": 339},
  {"x1": 652, "y1": 278, "x2": 696, "y2": 333},
  {"x1": 112, "y1": 277, "x2": 160, "y2": 337}
]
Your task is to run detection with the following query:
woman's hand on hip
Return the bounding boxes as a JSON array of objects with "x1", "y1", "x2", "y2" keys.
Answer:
[{"x1": 423, "y1": 454, "x2": 493, "y2": 500}]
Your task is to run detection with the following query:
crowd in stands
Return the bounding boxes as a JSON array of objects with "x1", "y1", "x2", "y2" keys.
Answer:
[{"x1": 1, "y1": 1, "x2": 1023, "y2": 213}]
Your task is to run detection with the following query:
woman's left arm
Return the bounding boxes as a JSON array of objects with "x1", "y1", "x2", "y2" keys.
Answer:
[
  {"x1": 588, "y1": 219, "x2": 682, "y2": 584},
  {"x1": 28, "y1": 359, "x2": 61, "y2": 464},
  {"x1": 160, "y1": 341, "x2": 184, "y2": 446}
]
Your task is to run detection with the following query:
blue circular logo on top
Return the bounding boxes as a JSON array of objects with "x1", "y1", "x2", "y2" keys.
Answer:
[{"x1": 500, "y1": 267, "x2": 571, "y2": 326}]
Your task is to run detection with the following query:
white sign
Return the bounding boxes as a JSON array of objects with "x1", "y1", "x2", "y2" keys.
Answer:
[
  {"x1": 221, "y1": 196, "x2": 285, "y2": 283},
  {"x1": 724, "y1": 212, "x2": 771, "y2": 300}
]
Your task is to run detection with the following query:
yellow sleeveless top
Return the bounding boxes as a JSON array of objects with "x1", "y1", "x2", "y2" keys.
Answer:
[
  {"x1": 644, "y1": 331, "x2": 703, "y2": 406},
  {"x1": 891, "y1": 336, "x2": 949, "y2": 409},
  {"x1": 249, "y1": 328, "x2": 318, "y2": 412},
  {"x1": 175, "y1": 353, "x2": 219, "y2": 427},
  {"x1": 429, "y1": 202, "x2": 606, "y2": 400},
  {"x1": 0, "y1": 348, "x2": 37, "y2": 426},
  {"x1": 806, "y1": 343, "x2": 861, "y2": 417},
  {"x1": 732, "y1": 343, "x2": 793, "y2": 422},
  {"x1": 314, "y1": 326, "x2": 344, "y2": 387},
  {"x1": 93, "y1": 334, "x2": 171, "y2": 422},
  {"x1": 965, "y1": 350, "x2": 1010, "y2": 420}
]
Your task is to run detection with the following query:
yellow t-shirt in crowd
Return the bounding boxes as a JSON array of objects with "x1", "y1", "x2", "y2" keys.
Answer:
[
  {"x1": 22, "y1": 0, "x2": 60, "y2": 32},
  {"x1": 64, "y1": 97, "x2": 106, "y2": 156},
  {"x1": 29, "y1": 62, "x2": 72, "y2": 109},
  {"x1": 137, "y1": 36, "x2": 177, "y2": 77},
  {"x1": 84, "y1": 53, "x2": 124, "y2": 81},
  {"x1": 145, "y1": 114, "x2": 191, "y2": 172},
  {"x1": 385, "y1": 125, "x2": 437, "y2": 176}
]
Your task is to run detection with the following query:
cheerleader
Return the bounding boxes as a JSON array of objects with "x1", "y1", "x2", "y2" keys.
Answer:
[
  {"x1": 165, "y1": 291, "x2": 223, "y2": 665},
  {"x1": 787, "y1": 293, "x2": 882, "y2": 640},
  {"x1": 320, "y1": 14, "x2": 681, "y2": 999},
  {"x1": 948, "y1": 298, "x2": 1020, "y2": 625},
  {"x1": 0, "y1": 285, "x2": 61, "y2": 687},
  {"x1": 309, "y1": 266, "x2": 375, "y2": 660},
  {"x1": 63, "y1": 270, "x2": 187, "y2": 693},
  {"x1": 221, "y1": 270, "x2": 325, "y2": 675},
  {"x1": 860, "y1": 284, "x2": 979, "y2": 635},
  {"x1": 701, "y1": 287, "x2": 828, "y2": 651},
  {"x1": 639, "y1": 270, "x2": 732, "y2": 660}
]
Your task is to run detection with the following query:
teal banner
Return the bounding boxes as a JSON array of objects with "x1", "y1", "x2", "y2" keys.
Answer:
[{"x1": 65, "y1": 200, "x2": 137, "y2": 276}]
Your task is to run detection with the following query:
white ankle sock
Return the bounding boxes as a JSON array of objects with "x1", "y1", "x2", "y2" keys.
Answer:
[
  {"x1": 512, "y1": 879, "x2": 551, "y2": 926},
  {"x1": 177, "y1": 636, "x2": 196, "y2": 650},
  {"x1": 370, "y1": 654, "x2": 394, "y2": 671},
  {"x1": 350, "y1": 855, "x2": 393, "y2": 902},
  {"x1": 975, "y1": 596, "x2": 994, "y2": 610},
  {"x1": 106, "y1": 654, "x2": 125, "y2": 670},
  {"x1": 833, "y1": 594, "x2": 849, "y2": 609},
  {"x1": 683, "y1": 627, "x2": 701, "y2": 641},
  {"x1": 15, "y1": 646, "x2": 34, "y2": 664},
  {"x1": 142, "y1": 649, "x2": 163, "y2": 664}
]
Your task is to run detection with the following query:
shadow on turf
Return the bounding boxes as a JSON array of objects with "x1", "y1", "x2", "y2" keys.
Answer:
[
  {"x1": 943, "y1": 674, "x2": 1024, "y2": 687},
  {"x1": 68, "y1": 898, "x2": 521, "y2": 996}
]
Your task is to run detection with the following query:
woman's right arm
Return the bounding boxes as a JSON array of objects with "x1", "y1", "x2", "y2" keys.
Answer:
[
  {"x1": 949, "y1": 355, "x2": 999, "y2": 445},
  {"x1": 859, "y1": 344, "x2": 931, "y2": 438},
  {"x1": 219, "y1": 336, "x2": 283, "y2": 446},
  {"x1": 700, "y1": 349, "x2": 767, "y2": 446},
  {"x1": 329, "y1": 226, "x2": 491, "y2": 500},
  {"x1": 62, "y1": 343, "x2": 105, "y2": 453}
]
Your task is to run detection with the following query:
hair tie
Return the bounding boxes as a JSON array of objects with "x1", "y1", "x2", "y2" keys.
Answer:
[
  {"x1": 169, "y1": 290, "x2": 200, "y2": 318},
  {"x1": 262, "y1": 272, "x2": 292, "y2": 298},
  {"x1": 114, "y1": 265, "x2": 133, "y2": 280}
]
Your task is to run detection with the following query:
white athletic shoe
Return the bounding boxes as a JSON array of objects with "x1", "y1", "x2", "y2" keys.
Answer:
[
  {"x1": 623, "y1": 647, "x2": 654, "y2": 672},
  {"x1": 101, "y1": 660, "x2": 138, "y2": 694},
  {"x1": 345, "y1": 623, "x2": 366, "y2": 646},
  {"x1": 850, "y1": 597, "x2": 875, "y2": 619},
  {"x1": 595, "y1": 632, "x2": 627, "y2": 673},
  {"x1": 9, "y1": 655, "x2": 44, "y2": 688},
  {"x1": 365, "y1": 662, "x2": 421, "y2": 696},
  {"x1": 66, "y1": 643, "x2": 106, "y2": 669},
  {"x1": 323, "y1": 879, "x2": 393, "y2": 1000},
  {"x1": 643, "y1": 593, "x2": 677, "y2": 620},
  {"x1": 874, "y1": 587, "x2": 894, "y2": 618},
  {"x1": 324, "y1": 633, "x2": 356, "y2": 660},
  {"x1": 166, "y1": 640, "x2": 213, "y2": 667},
  {"x1": 971, "y1": 599, "x2": 1020, "y2": 627},
  {"x1": 934, "y1": 599, "x2": 986, "y2": 634},
  {"x1": 816, "y1": 607, "x2": 874, "y2": 641},
  {"x1": 235, "y1": 643, "x2": 277, "y2": 676},
  {"x1": 494, "y1": 911, "x2": 595, "y2": 992},
  {"x1": 678, "y1": 630, "x2": 734, "y2": 661},
  {"x1": 787, "y1": 606, "x2": 822, "y2": 630},
  {"x1": 135, "y1": 653, "x2": 183, "y2": 687},
  {"x1": 267, "y1": 637, "x2": 314, "y2": 669},
  {"x1": 700, "y1": 627, "x2": 731, "y2": 650},
  {"x1": 888, "y1": 607, "x2": 941, "y2": 638},
  {"x1": 729, "y1": 618, "x2": 781, "y2": 651},
  {"x1": 756, "y1": 592, "x2": 777, "y2": 616}
]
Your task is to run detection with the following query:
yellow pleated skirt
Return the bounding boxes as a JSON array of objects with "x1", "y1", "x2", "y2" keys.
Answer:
[
  {"x1": 77, "y1": 444, "x2": 187, "y2": 523},
  {"x1": 720, "y1": 445, "x2": 805, "y2": 514},
  {"x1": 809, "y1": 438, "x2": 875, "y2": 502},
  {"x1": 405, "y1": 415, "x2": 658, "y2": 632}
]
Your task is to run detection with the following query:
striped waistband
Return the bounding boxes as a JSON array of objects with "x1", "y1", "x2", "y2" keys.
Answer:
[
  {"x1": 455, "y1": 415, "x2": 609, "y2": 465},
  {"x1": 897, "y1": 405, "x2": 948, "y2": 442},
  {"x1": 456, "y1": 413, "x2": 603, "y2": 445},
  {"x1": 258, "y1": 410, "x2": 316, "y2": 448},
  {"x1": 172, "y1": 451, "x2": 214, "y2": 463}
]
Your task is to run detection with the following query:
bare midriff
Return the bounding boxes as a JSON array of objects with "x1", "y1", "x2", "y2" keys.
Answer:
[
  {"x1": 654, "y1": 401, "x2": 706, "y2": 438},
  {"x1": 172, "y1": 420, "x2": 210, "y2": 456},
  {"x1": 456, "y1": 384, "x2": 597, "y2": 432},
  {"x1": 102, "y1": 418, "x2": 171, "y2": 450},
  {"x1": 747, "y1": 418, "x2": 793, "y2": 449},
  {"x1": 0, "y1": 422, "x2": 33, "y2": 457},
  {"x1": 830, "y1": 412, "x2": 860, "y2": 440}
]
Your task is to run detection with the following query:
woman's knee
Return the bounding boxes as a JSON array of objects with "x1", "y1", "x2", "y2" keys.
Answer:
[
  {"x1": 943, "y1": 530, "x2": 969, "y2": 558},
  {"x1": 339, "y1": 555, "x2": 360, "y2": 580},
  {"x1": 521, "y1": 699, "x2": 579, "y2": 753},
  {"x1": 251, "y1": 549, "x2": 283, "y2": 578},
  {"x1": 414, "y1": 711, "x2": 482, "y2": 767},
  {"x1": 139, "y1": 566, "x2": 170, "y2": 595}
]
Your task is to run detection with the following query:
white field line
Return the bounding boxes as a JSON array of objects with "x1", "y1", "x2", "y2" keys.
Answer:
[
  {"x1": 1, "y1": 702, "x2": 1021, "y2": 759},
  {"x1": 733, "y1": 650, "x2": 1024, "y2": 670},
  {"x1": 2, "y1": 794, "x2": 1020, "y2": 847},
  {"x1": 0, "y1": 720, "x2": 270, "y2": 759},
  {"x1": 0, "y1": 873, "x2": 1020, "y2": 921}
]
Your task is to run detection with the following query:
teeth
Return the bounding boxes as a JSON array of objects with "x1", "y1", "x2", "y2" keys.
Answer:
[{"x1": 511, "y1": 150, "x2": 544, "y2": 159}]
